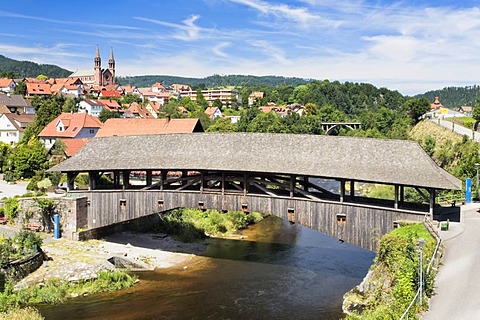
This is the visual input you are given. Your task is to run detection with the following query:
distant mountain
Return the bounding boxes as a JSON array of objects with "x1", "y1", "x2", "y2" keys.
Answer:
[
  {"x1": 415, "y1": 85, "x2": 480, "y2": 107},
  {"x1": 117, "y1": 74, "x2": 310, "y2": 89},
  {"x1": 0, "y1": 55, "x2": 72, "y2": 78}
]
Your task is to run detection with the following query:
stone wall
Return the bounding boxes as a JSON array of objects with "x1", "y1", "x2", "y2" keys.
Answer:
[{"x1": 1, "y1": 252, "x2": 44, "y2": 284}]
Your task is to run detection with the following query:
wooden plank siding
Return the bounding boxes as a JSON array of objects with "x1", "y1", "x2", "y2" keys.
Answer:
[{"x1": 72, "y1": 190, "x2": 426, "y2": 251}]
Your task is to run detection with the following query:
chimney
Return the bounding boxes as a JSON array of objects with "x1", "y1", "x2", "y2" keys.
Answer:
[{"x1": 166, "y1": 114, "x2": 171, "y2": 123}]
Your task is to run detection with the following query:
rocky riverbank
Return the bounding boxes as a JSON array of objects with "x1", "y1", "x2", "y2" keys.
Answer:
[{"x1": 15, "y1": 231, "x2": 207, "y2": 290}]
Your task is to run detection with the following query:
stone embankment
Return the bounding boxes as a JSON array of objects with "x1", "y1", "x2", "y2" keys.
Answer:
[{"x1": 14, "y1": 231, "x2": 205, "y2": 289}]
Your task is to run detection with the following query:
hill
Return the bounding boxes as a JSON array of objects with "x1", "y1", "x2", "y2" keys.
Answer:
[
  {"x1": 414, "y1": 85, "x2": 480, "y2": 108},
  {"x1": 117, "y1": 74, "x2": 309, "y2": 89},
  {"x1": 0, "y1": 55, "x2": 72, "y2": 78}
]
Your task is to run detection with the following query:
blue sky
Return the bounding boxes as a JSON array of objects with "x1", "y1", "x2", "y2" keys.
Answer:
[{"x1": 1, "y1": 0, "x2": 480, "y2": 95}]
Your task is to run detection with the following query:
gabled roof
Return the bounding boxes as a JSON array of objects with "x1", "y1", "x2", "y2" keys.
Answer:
[
  {"x1": 0, "y1": 94, "x2": 29, "y2": 107},
  {"x1": 69, "y1": 70, "x2": 93, "y2": 77},
  {"x1": 1, "y1": 113, "x2": 35, "y2": 132},
  {"x1": 50, "y1": 133, "x2": 461, "y2": 191},
  {"x1": 60, "y1": 138, "x2": 91, "y2": 157},
  {"x1": 95, "y1": 118, "x2": 204, "y2": 137},
  {"x1": 38, "y1": 112, "x2": 103, "y2": 138},
  {"x1": 0, "y1": 78, "x2": 14, "y2": 87},
  {"x1": 205, "y1": 107, "x2": 221, "y2": 118},
  {"x1": 26, "y1": 83, "x2": 52, "y2": 95},
  {"x1": 147, "y1": 101, "x2": 161, "y2": 113},
  {"x1": 100, "y1": 90, "x2": 121, "y2": 98},
  {"x1": 124, "y1": 102, "x2": 154, "y2": 118},
  {"x1": 83, "y1": 99, "x2": 104, "y2": 107}
]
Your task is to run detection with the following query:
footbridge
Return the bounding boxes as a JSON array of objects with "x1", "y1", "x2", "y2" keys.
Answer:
[
  {"x1": 50, "y1": 133, "x2": 461, "y2": 251},
  {"x1": 321, "y1": 122, "x2": 361, "y2": 135}
]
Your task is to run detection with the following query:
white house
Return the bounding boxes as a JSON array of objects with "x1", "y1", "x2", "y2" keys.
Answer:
[
  {"x1": 0, "y1": 113, "x2": 35, "y2": 145},
  {"x1": 0, "y1": 79, "x2": 16, "y2": 93},
  {"x1": 78, "y1": 99, "x2": 105, "y2": 117}
]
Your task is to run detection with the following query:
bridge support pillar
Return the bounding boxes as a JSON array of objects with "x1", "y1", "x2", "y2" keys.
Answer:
[
  {"x1": 200, "y1": 171, "x2": 205, "y2": 193},
  {"x1": 221, "y1": 172, "x2": 225, "y2": 195},
  {"x1": 146, "y1": 170, "x2": 152, "y2": 187},
  {"x1": 350, "y1": 180, "x2": 355, "y2": 198},
  {"x1": 244, "y1": 173, "x2": 248, "y2": 196},
  {"x1": 429, "y1": 189, "x2": 435, "y2": 219},
  {"x1": 122, "y1": 171, "x2": 130, "y2": 190},
  {"x1": 340, "y1": 180, "x2": 345, "y2": 202},
  {"x1": 67, "y1": 172, "x2": 78, "y2": 192},
  {"x1": 160, "y1": 171, "x2": 167, "y2": 191},
  {"x1": 290, "y1": 175, "x2": 296, "y2": 198},
  {"x1": 394, "y1": 185, "x2": 399, "y2": 209}
]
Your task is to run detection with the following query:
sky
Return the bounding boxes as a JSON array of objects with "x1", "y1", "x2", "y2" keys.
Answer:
[{"x1": 1, "y1": 0, "x2": 480, "y2": 95}]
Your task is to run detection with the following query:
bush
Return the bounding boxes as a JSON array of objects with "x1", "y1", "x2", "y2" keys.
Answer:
[{"x1": 2, "y1": 197, "x2": 19, "y2": 222}]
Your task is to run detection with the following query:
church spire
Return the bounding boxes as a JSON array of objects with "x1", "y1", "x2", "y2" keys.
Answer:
[
  {"x1": 94, "y1": 45, "x2": 102, "y2": 86},
  {"x1": 108, "y1": 47, "x2": 116, "y2": 84}
]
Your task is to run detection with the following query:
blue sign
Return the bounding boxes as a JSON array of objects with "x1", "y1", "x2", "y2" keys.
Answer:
[{"x1": 466, "y1": 178, "x2": 472, "y2": 203}]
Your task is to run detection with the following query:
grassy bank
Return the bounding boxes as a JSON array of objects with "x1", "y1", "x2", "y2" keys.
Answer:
[
  {"x1": 0, "y1": 270, "x2": 136, "y2": 318},
  {"x1": 157, "y1": 208, "x2": 266, "y2": 242},
  {"x1": 344, "y1": 223, "x2": 436, "y2": 319}
]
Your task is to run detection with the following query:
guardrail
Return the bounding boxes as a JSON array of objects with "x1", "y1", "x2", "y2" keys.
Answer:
[{"x1": 400, "y1": 219, "x2": 442, "y2": 320}]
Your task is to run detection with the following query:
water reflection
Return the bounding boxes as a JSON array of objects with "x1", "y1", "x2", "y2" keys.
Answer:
[{"x1": 38, "y1": 216, "x2": 375, "y2": 320}]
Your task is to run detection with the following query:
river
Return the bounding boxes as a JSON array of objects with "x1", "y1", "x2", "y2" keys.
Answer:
[{"x1": 38, "y1": 216, "x2": 375, "y2": 319}]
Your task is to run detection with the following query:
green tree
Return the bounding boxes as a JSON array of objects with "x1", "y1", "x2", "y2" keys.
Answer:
[
  {"x1": 0, "y1": 142, "x2": 12, "y2": 172},
  {"x1": 206, "y1": 117, "x2": 235, "y2": 132},
  {"x1": 473, "y1": 104, "x2": 480, "y2": 122},
  {"x1": 5, "y1": 139, "x2": 48, "y2": 180},
  {"x1": 98, "y1": 109, "x2": 121, "y2": 123},
  {"x1": 404, "y1": 98, "x2": 430, "y2": 124},
  {"x1": 21, "y1": 96, "x2": 65, "y2": 143},
  {"x1": 212, "y1": 98, "x2": 223, "y2": 109},
  {"x1": 195, "y1": 90, "x2": 209, "y2": 110},
  {"x1": 36, "y1": 74, "x2": 48, "y2": 81},
  {"x1": 13, "y1": 81, "x2": 26, "y2": 96},
  {"x1": 121, "y1": 93, "x2": 142, "y2": 104}
]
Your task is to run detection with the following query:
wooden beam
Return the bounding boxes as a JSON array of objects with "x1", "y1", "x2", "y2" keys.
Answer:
[
  {"x1": 67, "y1": 172, "x2": 78, "y2": 191},
  {"x1": 400, "y1": 186, "x2": 405, "y2": 204},
  {"x1": 290, "y1": 175, "x2": 295, "y2": 198},
  {"x1": 244, "y1": 173, "x2": 248, "y2": 196},
  {"x1": 394, "y1": 185, "x2": 399, "y2": 209},
  {"x1": 429, "y1": 189, "x2": 435, "y2": 219},
  {"x1": 146, "y1": 170, "x2": 152, "y2": 186},
  {"x1": 250, "y1": 181, "x2": 278, "y2": 197},
  {"x1": 350, "y1": 180, "x2": 355, "y2": 198},
  {"x1": 222, "y1": 172, "x2": 225, "y2": 195},
  {"x1": 200, "y1": 171, "x2": 205, "y2": 193}
]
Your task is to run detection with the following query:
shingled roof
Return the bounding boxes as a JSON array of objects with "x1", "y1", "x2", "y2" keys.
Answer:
[{"x1": 50, "y1": 133, "x2": 461, "y2": 190}]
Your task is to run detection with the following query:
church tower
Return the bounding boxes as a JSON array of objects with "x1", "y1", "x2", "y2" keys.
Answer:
[
  {"x1": 108, "y1": 47, "x2": 116, "y2": 83},
  {"x1": 94, "y1": 45, "x2": 102, "y2": 86}
]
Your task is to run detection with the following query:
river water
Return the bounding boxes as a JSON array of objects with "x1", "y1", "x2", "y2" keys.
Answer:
[{"x1": 38, "y1": 216, "x2": 375, "y2": 320}]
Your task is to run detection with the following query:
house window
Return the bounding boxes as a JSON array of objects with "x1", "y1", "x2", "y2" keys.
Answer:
[{"x1": 89, "y1": 129, "x2": 95, "y2": 134}]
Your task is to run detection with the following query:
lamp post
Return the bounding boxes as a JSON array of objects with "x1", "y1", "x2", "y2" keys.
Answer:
[
  {"x1": 475, "y1": 163, "x2": 480, "y2": 201},
  {"x1": 418, "y1": 238, "x2": 425, "y2": 306}
]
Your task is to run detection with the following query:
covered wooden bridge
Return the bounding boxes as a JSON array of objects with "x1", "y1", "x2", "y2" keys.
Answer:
[{"x1": 50, "y1": 133, "x2": 461, "y2": 251}]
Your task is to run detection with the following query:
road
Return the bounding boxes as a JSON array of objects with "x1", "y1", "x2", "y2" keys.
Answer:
[
  {"x1": 423, "y1": 203, "x2": 480, "y2": 319},
  {"x1": 429, "y1": 118, "x2": 480, "y2": 143}
]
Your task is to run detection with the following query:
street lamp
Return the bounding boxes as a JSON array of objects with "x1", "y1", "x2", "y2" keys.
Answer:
[
  {"x1": 475, "y1": 163, "x2": 480, "y2": 201},
  {"x1": 418, "y1": 238, "x2": 425, "y2": 306}
]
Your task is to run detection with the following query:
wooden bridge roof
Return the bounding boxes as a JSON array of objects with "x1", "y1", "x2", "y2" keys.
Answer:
[{"x1": 50, "y1": 133, "x2": 462, "y2": 190}]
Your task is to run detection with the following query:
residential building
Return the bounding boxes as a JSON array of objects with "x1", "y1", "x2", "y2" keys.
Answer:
[
  {"x1": 0, "y1": 94, "x2": 33, "y2": 114},
  {"x1": 248, "y1": 91, "x2": 264, "y2": 106},
  {"x1": 78, "y1": 99, "x2": 105, "y2": 117},
  {"x1": 26, "y1": 83, "x2": 52, "y2": 97},
  {"x1": 99, "y1": 90, "x2": 121, "y2": 99},
  {"x1": 38, "y1": 112, "x2": 103, "y2": 149},
  {"x1": 145, "y1": 101, "x2": 162, "y2": 118},
  {"x1": 171, "y1": 84, "x2": 192, "y2": 93},
  {"x1": 0, "y1": 78, "x2": 16, "y2": 93},
  {"x1": 69, "y1": 46, "x2": 116, "y2": 86},
  {"x1": 123, "y1": 102, "x2": 155, "y2": 119},
  {"x1": 431, "y1": 97, "x2": 443, "y2": 110},
  {"x1": 205, "y1": 107, "x2": 222, "y2": 119},
  {"x1": 96, "y1": 118, "x2": 204, "y2": 137},
  {"x1": 179, "y1": 89, "x2": 241, "y2": 106},
  {"x1": 0, "y1": 113, "x2": 35, "y2": 145}
]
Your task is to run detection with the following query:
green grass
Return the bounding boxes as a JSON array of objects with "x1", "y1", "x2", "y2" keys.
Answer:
[
  {"x1": 444, "y1": 116, "x2": 476, "y2": 129},
  {"x1": 157, "y1": 208, "x2": 266, "y2": 242},
  {"x1": 345, "y1": 223, "x2": 436, "y2": 320},
  {"x1": 0, "y1": 270, "x2": 136, "y2": 313}
]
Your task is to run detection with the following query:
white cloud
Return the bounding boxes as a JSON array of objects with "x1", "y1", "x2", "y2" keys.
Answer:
[
  {"x1": 134, "y1": 15, "x2": 202, "y2": 41},
  {"x1": 212, "y1": 42, "x2": 231, "y2": 58}
]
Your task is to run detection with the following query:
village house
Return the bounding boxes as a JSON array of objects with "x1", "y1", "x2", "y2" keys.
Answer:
[
  {"x1": 95, "y1": 118, "x2": 204, "y2": 137},
  {"x1": 38, "y1": 112, "x2": 103, "y2": 150},
  {"x1": 0, "y1": 93, "x2": 33, "y2": 114},
  {"x1": 0, "y1": 78, "x2": 16, "y2": 93},
  {"x1": 171, "y1": 83, "x2": 192, "y2": 93},
  {"x1": 123, "y1": 102, "x2": 154, "y2": 119},
  {"x1": 145, "y1": 101, "x2": 162, "y2": 118},
  {"x1": 0, "y1": 113, "x2": 35, "y2": 145},
  {"x1": 248, "y1": 91, "x2": 264, "y2": 106},
  {"x1": 26, "y1": 82, "x2": 52, "y2": 97},
  {"x1": 205, "y1": 106, "x2": 222, "y2": 119},
  {"x1": 78, "y1": 99, "x2": 105, "y2": 117}
]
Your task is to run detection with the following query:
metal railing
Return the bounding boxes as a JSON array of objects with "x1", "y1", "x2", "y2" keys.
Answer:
[{"x1": 400, "y1": 219, "x2": 442, "y2": 320}]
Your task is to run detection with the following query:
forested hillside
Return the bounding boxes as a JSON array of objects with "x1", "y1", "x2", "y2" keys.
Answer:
[
  {"x1": 415, "y1": 85, "x2": 480, "y2": 107},
  {"x1": 0, "y1": 55, "x2": 71, "y2": 78},
  {"x1": 117, "y1": 74, "x2": 309, "y2": 89}
]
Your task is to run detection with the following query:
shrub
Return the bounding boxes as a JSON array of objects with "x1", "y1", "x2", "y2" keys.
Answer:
[{"x1": 3, "y1": 197, "x2": 19, "y2": 222}]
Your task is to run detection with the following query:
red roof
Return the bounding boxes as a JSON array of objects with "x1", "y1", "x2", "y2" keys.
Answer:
[
  {"x1": 26, "y1": 83, "x2": 52, "y2": 95},
  {"x1": 431, "y1": 97, "x2": 443, "y2": 110},
  {"x1": 95, "y1": 118, "x2": 204, "y2": 137},
  {"x1": 0, "y1": 78, "x2": 14, "y2": 87},
  {"x1": 60, "y1": 138, "x2": 91, "y2": 157},
  {"x1": 39, "y1": 112, "x2": 103, "y2": 138},
  {"x1": 205, "y1": 107, "x2": 221, "y2": 118},
  {"x1": 100, "y1": 90, "x2": 121, "y2": 98}
]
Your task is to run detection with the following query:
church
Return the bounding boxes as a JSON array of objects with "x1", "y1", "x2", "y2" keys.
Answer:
[{"x1": 69, "y1": 46, "x2": 116, "y2": 87}]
